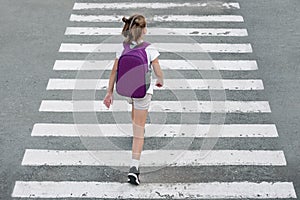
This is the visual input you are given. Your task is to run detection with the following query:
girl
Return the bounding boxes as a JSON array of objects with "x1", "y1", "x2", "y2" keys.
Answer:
[{"x1": 103, "y1": 14, "x2": 164, "y2": 185}]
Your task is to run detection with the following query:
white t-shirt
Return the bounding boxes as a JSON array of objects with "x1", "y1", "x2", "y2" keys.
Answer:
[{"x1": 115, "y1": 40, "x2": 160, "y2": 95}]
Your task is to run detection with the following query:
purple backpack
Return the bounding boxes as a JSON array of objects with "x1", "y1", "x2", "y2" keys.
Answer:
[{"x1": 116, "y1": 41, "x2": 151, "y2": 98}]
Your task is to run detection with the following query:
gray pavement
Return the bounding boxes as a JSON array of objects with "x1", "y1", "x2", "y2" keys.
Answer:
[{"x1": 0, "y1": 0, "x2": 299, "y2": 199}]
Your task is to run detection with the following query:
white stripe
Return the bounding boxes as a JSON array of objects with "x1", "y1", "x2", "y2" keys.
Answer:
[
  {"x1": 65, "y1": 27, "x2": 248, "y2": 36},
  {"x1": 73, "y1": 2, "x2": 240, "y2": 10},
  {"x1": 21, "y1": 149, "x2": 286, "y2": 166},
  {"x1": 70, "y1": 14, "x2": 244, "y2": 22},
  {"x1": 32, "y1": 123, "x2": 278, "y2": 137},
  {"x1": 46, "y1": 79, "x2": 264, "y2": 91},
  {"x1": 59, "y1": 43, "x2": 252, "y2": 53},
  {"x1": 12, "y1": 181, "x2": 297, "y2": 199},
  {"x1": 53, "y1": 60, "x2": 258, "y2": 71},
  {"x1": 154, "y1": 15, "x2": 244, "y2": 22},
  {"x1": 39, "y1": 100, "x2": 271, "y2": 113}
]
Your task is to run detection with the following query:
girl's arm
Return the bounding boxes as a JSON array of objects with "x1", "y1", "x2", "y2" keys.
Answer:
[
  {"x1": 107, "y1": 58, "x2": 118, "y2": 94},
  {"x1": 152, "y1": 58, "x2": 164, "y2": 87},
  {"x1": 103, "y1": 58, "x2": 118, "y2": 108}
]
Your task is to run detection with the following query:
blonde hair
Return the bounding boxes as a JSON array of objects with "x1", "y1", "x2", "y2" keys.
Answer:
[{"x1": 122, "y1": 14, "x2": 146, "y2": 44}]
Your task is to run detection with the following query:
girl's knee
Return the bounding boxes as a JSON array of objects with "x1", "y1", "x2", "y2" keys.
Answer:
[{"x1": 133, "y1": 109, "x2": 148, "y2": 122}]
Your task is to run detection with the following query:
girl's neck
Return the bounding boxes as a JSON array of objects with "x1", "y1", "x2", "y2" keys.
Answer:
[{"x1": 132, "y1": 38, "x2": 143, "y2": 44}]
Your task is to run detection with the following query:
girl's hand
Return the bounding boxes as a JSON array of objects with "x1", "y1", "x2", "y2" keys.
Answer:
[
  {"x1": 155, "y1": 78, "x2": 163, "y2": 87},
  {"x1": 103, "y1": 92, "x2": 113, "y2": 108}
]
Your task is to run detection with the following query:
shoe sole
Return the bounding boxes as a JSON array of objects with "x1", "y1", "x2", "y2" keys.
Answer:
[{"x1": 127, "y1": 173, "x2": 140, "y2": 185}]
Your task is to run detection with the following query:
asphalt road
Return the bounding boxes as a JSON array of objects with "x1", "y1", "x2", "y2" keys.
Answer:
[{"x1": 0, "y1": 0, "x2": 299, "y2": 199}]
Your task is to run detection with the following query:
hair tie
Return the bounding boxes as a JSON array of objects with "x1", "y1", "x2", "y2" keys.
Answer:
[
  {"x1": 122, "y1": 16, "x2": 129, "y2": 24},
  {"x1": 129, "y1": 15, "x2": 138, "y2": 29}
]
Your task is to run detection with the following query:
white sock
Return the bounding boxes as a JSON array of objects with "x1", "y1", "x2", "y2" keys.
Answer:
[{"x1": 130, "y1": 158, "x2": 140, "y2": 170}]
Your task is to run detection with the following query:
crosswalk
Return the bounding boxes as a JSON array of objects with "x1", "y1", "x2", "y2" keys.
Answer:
[
  {"x1": 22, "y1": 149, "x2": 286, "y2": 166},
  {"x1": 65, "y1": 27, "x2": 249, "y2": 36},
  {"x1": 39, "y1": 100, "x2": 271, "y2": 112},
  {"x1": 59, "y1": 43, "x2": 253, "y2": 53},
  {"x1": 11, "y1": 0, "x2": 297, "y2": 199},
  {"x1": 70, "y1": 14, "x2": 245, "y2": 22},
  {"x1": 53, "y1": 60, "x2": 258, "y2": 70},
  {"x1": 155, "y1": 15, "x2": 244, "y2": 22},
  {"x1": 12, "y1": 181, "x2": 296, "y2": 199},
  {"x1": 46, "y1": 79, "x2": 264, "y2": 90},
  {"x1": 31, "y1": 123, "x2": 279, "y2": 137},
  {"x1": 72, "y1": 2, "x2": 241, "y2": 10}
]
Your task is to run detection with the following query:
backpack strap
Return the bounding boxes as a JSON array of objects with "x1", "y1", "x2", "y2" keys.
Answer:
[
  {"x1": 139, "y1": 41, "x2": 151, "y2": 49},
  {"x1": 123, "y1": 41, "x2": 150, "y2": 50},
  {"x1": 121, "y1": 41, "x2": 152, "y2": 71}
]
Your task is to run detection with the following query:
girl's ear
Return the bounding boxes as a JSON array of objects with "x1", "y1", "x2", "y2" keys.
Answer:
[{"x1": 143, "y1": 27, "x2": 147, "y2": 35}]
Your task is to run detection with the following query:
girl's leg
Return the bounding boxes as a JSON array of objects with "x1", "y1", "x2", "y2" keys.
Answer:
[
  {"x1": 131, "y1": 106, "x2": 148, "y2": 160},
  {"x1": 128, "y1": 95, "x2": 151, "y2": 185}
]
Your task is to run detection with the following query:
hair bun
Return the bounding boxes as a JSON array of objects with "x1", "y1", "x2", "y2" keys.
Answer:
[{"x1": 122, "y1": 16, "x2": 129, "y2": 23}]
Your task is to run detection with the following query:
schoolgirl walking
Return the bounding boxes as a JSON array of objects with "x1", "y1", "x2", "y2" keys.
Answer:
[{"x1": 103, "y1": 14, "x2": 164, "y2": 185}]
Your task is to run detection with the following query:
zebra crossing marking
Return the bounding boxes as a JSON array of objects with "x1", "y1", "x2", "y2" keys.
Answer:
[
  {"x1": 11, "y1": 181, "x2": 297, "y2": 199},
  {"x1": 46, "y1": 79, "x2": 264, "y2": 90},
  {"x1": 65, "y1": 27, "x2": 248, "y2": 37},
  {"x1": 73, "y1": 2, "x2": 240, "y2": 10},
  {"x1": 32, "y1": 123, "x2": 278, "y2": 137},
  {"x1": 38, "y1": 100, "x2": 272, "y2": 113},
  {"x1": 21, "y1": 149, "x2": 287, "y2": 166},
  {"x1": 53, "y1": 60, "x2": 258, "y2": 71},
  {"x1": 11, "y1": 0, "x2": 298, "y2": 199},
  {"x1": 70, "y1": 14, "x2": 244, "y2": 23},
  {"x1": 59, "y1": 43, "x2": 253, "y2": 53}
]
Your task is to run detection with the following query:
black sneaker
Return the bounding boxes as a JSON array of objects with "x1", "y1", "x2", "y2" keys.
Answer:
[{"x1": 127, "y1": 166, "x2": 140, "y2": 185}]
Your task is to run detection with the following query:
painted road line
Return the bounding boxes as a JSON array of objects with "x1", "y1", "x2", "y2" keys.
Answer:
[
  {"x1": 73, "y1": 2, "x2": 240, "y2": 10},
  {"x1": 65, "y1": 27, "x2": 248, "y2": 37},
  {"x1": 59, "y1": 43, "x2": 252, "y2": 53},
  {"x1": 154, "y1": 15, "x2": 244, "y2": 22},
  {"x1": 53, "y1": 60, "x2": 258, "y2": 71},
  {"x1": 39, "y1": 100, "x2": 271, "y2": 113},
  {"x1": 21, "y1": 149, "x2": 286, "y2": 166},
  {"x1": 46, "y1": 79, "x2": 264, "y2": 91},
  {"x1": 54, "y1": 60, "x2": 113, "y2": 70},
  {"x1": 32, "y1": 123, "x2": 278, "y2": 137},
  {"x1": 70, "y1": 14, "x2": 244, "y2": 23},
  {"x1": 12, "y1": 181, "x2": 297, "y2": 199}
]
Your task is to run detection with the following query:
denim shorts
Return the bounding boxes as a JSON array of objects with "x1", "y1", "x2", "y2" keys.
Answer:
[{"x1": 127, "y1": 93, "x2": 152, "y2": 110}]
